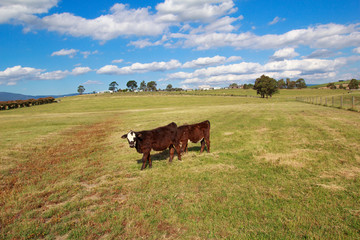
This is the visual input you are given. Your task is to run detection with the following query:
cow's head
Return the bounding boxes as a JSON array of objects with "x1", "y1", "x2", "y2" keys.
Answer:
[{"x1": 122, "y1": 131, "x2": 138, "y2": 148}]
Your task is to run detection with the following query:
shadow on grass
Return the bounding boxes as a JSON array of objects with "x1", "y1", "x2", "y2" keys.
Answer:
[{"x1": 136, "y1": 146, "x2": 203, "y2": 166}]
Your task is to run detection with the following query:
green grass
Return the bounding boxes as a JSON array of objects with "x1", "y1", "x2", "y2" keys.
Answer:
[{"x1": 1, "y1": 89, "x2": 360, "y2": 239}]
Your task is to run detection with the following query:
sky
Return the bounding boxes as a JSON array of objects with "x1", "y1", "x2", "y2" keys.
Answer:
[{"x1": 0, "y1": 0, "x2": 359, "y2": 95}]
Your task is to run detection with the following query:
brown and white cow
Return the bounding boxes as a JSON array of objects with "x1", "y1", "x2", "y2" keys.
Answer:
[
  {"x1": 122, "y1": 122, "x2": 181, "y2": 170},
  {"x1": 177, "y1": 120, "x2": 210, "y2": 153}
]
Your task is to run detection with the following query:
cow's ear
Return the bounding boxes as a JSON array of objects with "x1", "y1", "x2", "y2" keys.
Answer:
[
  {"x1": 136, "y1": 133, "x2": 142, "y2": 139},
  {"x1": 121, "y1": 134, "x2": 127, "y2": 139}
]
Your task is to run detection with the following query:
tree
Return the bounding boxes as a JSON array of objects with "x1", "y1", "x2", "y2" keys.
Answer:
[
  {"x1": 348, "y1": 79, "x2": 359, "y2": 89},
  {"x1": 109, "y1": 81, "x2": 119, "y2": 92},
  {"x1": 147, "y1": 81, "x2": 157, "y2": 91},
  {"x1": 295, "y1": 78, "x2": 307, "y2": 89},
  {"x1": 243, "y1": 83, "x2": 254, "y2": 89},
  {"x1": 253, "y1": 75, "x2": 278, "y2": 98},
  {"x1": 277, "y1": 79, "x2": 286, "y2": 89},
  {"x1": 286, "y1": 78, "x2": 296, "y2": 89},
  {"x1": 166, "y1": 84, "x2": 173, "y2": 91},
  {"x1": 327, "y1": 83, "x2": 336, "y2": 89},
  {"x1": 77, "y1": 85, "x2": 85, "y2": 95},
  {"x1": 139, "y1": 80, "x2": 147, "y2": 91},
  {"x1": 126, "y1": 80, "x2": 138, "y2": 91},
  {"x1": 229, "y1": 83, "x2": 238, "y2": 88}
]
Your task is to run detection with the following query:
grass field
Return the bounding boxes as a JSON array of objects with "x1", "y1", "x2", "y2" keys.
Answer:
[{"x1": 1, "y1": 90, "x2": 359, "y2": 239}]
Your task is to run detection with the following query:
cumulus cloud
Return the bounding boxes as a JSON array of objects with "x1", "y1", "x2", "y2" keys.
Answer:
[
  {"x1": 51, "y1": 49, "x2": 78, "y2": 58},
  {"x1": 270, "y1": 47, "x2": 299, "y2": 61},
  {"x1": 0, "y1": 0, "x2": 58, "y2": 24},
  {"x1": 0, "y1": 65, "x2": 44, "y2": 85},
  {"x1": 72, "y1": 67, "x2": 92, "y2": 76},
  {"x1": 166, "y1": 56, "x2": 358, "y2": 86},
  {"x1": 0, "y1": 65, "x2": 92, "y2": 85},
  {"x1": 34, "y1": 4, "x2": 168, "y2": 41},
  {"x1": 353, "y1": 47, "x2": 360, "y2": 54},
  {"x1": 155, "y1": 0, "x2": 237, "y2": 23},
  {"x1": 175, "y1": 23, "x2": 360, "y2": 50},
  {"x1": 97, "y1": 60, "x2": 182, "y2": 75}
]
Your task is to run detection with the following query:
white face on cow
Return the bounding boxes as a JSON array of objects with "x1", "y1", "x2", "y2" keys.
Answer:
[{"x1": 126, "y1": 131, "x2": 136, "y2": 148}]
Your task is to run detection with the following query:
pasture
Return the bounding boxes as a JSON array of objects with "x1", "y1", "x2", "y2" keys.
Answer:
[{"x1": 1, "y1": 90, "x2": 359, "y2": 239}]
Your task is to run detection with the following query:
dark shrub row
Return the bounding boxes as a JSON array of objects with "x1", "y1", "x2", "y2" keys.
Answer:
[{"x1": 0, "y1": 97, "x2": 56, "y2": 110}]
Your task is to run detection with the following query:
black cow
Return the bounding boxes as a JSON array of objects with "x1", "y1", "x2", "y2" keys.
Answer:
[
  {"x1": 122, "y1": 122, "x2": 181, "y2": 170},
  {"x1": 177, "y1": 120, "x2": 210, "y2": 153}
]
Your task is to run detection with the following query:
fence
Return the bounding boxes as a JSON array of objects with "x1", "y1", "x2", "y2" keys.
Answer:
[{"x1": 296, "y1": 95, "x2": 360, "y2": 112}]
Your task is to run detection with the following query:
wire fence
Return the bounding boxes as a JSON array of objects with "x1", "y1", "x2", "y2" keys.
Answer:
[{"x1": 296, "y1": 95, "x2": 360, "y2": 112}]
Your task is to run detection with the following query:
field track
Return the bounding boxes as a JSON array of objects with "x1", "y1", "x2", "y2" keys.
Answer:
[{"x1": 1, "y1": 91, "x2": 359, "y2": 239}]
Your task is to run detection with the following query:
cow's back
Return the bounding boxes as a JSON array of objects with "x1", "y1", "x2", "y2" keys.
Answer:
[
  {"x1": 188, "y1": 120, "x2": 210, "y2": 142},
  {"x1": 139, "y1": 122, "x2": 178, "y2": 151}
]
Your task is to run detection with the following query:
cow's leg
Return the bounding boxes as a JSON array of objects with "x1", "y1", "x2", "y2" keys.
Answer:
[
  {"x1": 148, "y1": 154, "x2": 152, "y2": 168},
  {"x1": 169, "y1": 145, "x2": 175, "y2": 162},
  {"x1": 205, "y1": 138, "x2": 210, "y2": 153},
  {"x1": 175, "y1": 144, "x2": 182, "y2": 161},
  {"x1": 141, "y1": 152, "x2": 149, "y2": 170},
  {"x1": 200, "y1": 138, "x2": 205, "y2": 153},
  {"x1": 185, "y1": 141, "x2": 188, "y2": 154}
]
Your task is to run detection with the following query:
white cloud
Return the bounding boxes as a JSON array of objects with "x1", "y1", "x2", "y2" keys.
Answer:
[
  {"x1": 81, "y1": 50, "x2": 98, "y2": 59},
  {"x1": 0, "y1": 0, "x2": 58, "y2": 24},
  {"x1": 270, "y1": 47, "x2": 299, "y2": 61},
  {"x1": 0, "y1": 65, "x2": 44, "y2": 85},
  {"x1": 36, "y1": 4, "x2": 168, "y2": 41},
  {"x1": 72, "y1": 67, "x2": 92, "y2": 76},
  {"x1": 97, "y1": 59, "x2": 182, "y2": 75},
  {"x1": 304, "y1": 49, "x2": 336, "y2": 59},
  {"x1": 174, "y1": 23, "x2": 360, "y2": 50},
  {"x1": 112, "y1": 59, "x2": 124, "y2": 64},
  {"x1": 155, "y1": 0, "x2": 237, "y2": 23},
  {"x1": 0, "y1": 65, "x2": 92, "y2": 85},
  {"x1": 166, "y1": 56, "x2": 359, "y2": 86},
  {"x1": 268, "y1": 16, "x2": 285, "y2": 25},
  {"x1": 83, "y1": 80, "x2": 103, "y2": 85},
  {"x1": 51, "y1": 49, "x2": 78, "y2": 58},
  {"x1": 353, "y1": 47, "x2": 360, "y2": 54}
]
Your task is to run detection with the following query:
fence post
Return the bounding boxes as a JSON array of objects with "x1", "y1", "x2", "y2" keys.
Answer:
[
  {"x1": 325, "y1": 97, "x2": 327, "y2": 106},
  {"x1": 332, "y1": 96, "x2": 334, "y2": 107},
  {"x1": 320, "y1": 97, "x2": 322, "y2": 105},
  {"x1": 352, "y1": 96, "x2": 355, "y2": 110}
]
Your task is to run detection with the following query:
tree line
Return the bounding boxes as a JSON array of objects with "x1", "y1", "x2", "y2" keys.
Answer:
[{"x1": 0, "y1": 97, "x2": 56, "y2": 110}]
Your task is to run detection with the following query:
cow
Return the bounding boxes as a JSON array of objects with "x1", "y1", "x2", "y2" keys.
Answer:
[
  {"x1": 122, "y1": 122, "x2": 181, "y2": 170},
  {"x1": 177, "y1": 120, "x2": 210, "y2": 154}
]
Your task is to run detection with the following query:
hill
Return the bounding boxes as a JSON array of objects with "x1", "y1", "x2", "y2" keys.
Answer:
[{"x1": 0, "y1": 92, "x2": 78, "y2": 101}]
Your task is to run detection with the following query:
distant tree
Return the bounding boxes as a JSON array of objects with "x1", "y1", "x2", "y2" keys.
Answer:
[
  {"x1": 339, "y1": 84, "x2": 345, "y2": 89},
  {"x1": 286, "y1": 78, "x2": 296, "y2": 89},
  {"x1": 139, "y1": 80, "x2": 147, "y2": 91},
  {"x1": 109, "y1": 81, "x2": 119, "y2": 92},
  {"x1": 277, "y1": 79, "x2": 286, "y2": 89},
  {"x1": 147, "y1": 81, "x2": 157, "y2": 91},
  {"x1": 295, "y1": 78, "x2": 307, "y2": 89},
  {"x1": 243, "y1": 83, "x2": 254, "y2": 89},
  {"x1": 327, "y1": 83, "x2": 337, "y2": 89},
  {"x1": 77, "y1": 85, "x2": 85, "y2": 95},
  {"x1": 253, "y1": 75, "x2": 278, "y2": 98},
  {"x1": 166, "y1": 84, "x2": 173, "y2": 91},
  {"x1": 348, "y1": 79, "x2": 359, "y2": 89},
  {"x1": 126, "y1": 80, "x2": 138, "y2": 91},
  {"x1": 229, "y1": 83, "x2": 238, "y2": 88}
]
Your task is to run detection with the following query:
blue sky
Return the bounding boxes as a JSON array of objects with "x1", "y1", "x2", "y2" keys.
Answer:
[{"x1": 0, "y1": 0, "x2": 359, "y2": 95}]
